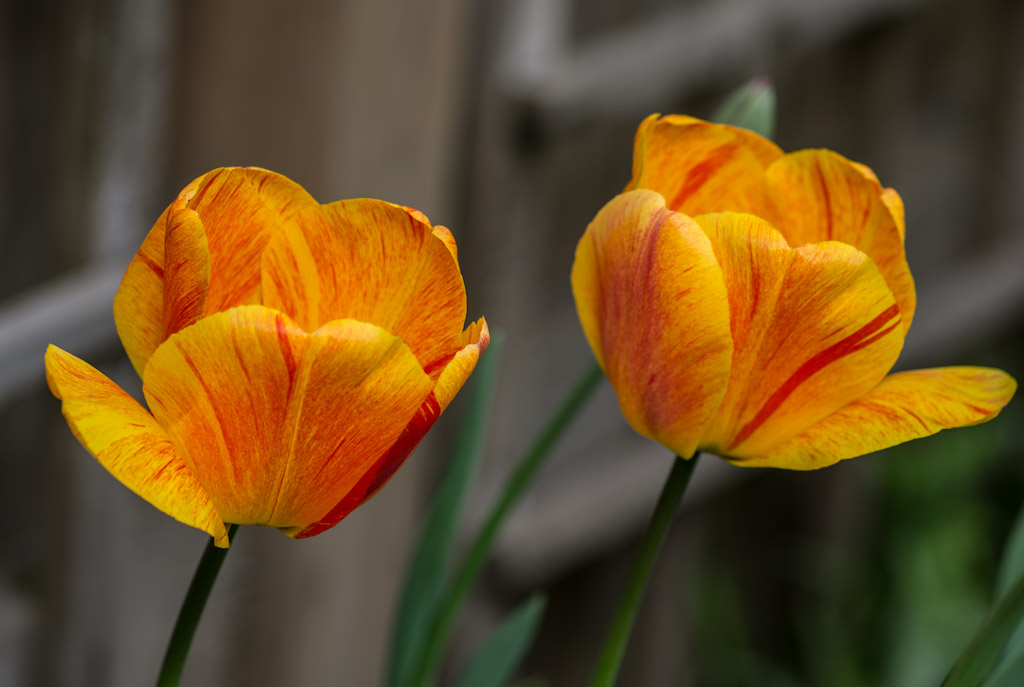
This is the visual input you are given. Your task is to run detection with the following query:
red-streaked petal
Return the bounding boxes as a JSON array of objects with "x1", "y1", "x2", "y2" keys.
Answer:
[
  {"x1": 45, "y1": 345, "x2": 228, "y2": 546},
  {"x1": 287, "y1": 317, "x2": 490, "y2": 539},
  {"x1": 184, "y1": 167, "x2": 317, "y2": 314},
  {"x1": 142, "y1": 306, "x2": 433, "y2": 530},
  {"x1": 628, "y1": 114, "x2": 783, "y2": 218},
  {"x1": 113, "y1": 167, "x2": 317, "y2": 376},
  {"x1": 745, "y1": 367, "x2": 1017, "y2": 469},
  {"x1": 693, "y1": 212, "x2": 905, "y2": 458},
  {"x1": 161, "y1": 205, "x2": 210, "y2": 339},
  {"x1": 765, "y1": 150, "x2": 916, "y2": 332},
  {"x1": 571, "y1": 190, "x2": 732, "y2": 458},
  {"x1": 261, "y1": 199, "x2": 467, "y2": 374}
]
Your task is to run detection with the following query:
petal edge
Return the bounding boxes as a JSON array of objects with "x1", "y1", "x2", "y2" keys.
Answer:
[{"x1": 743, "y1": 366, "x2": 1017, "y2": 470}]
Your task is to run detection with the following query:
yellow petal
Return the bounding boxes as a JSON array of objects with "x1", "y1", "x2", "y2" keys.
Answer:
[
  {"x1": 765, "y1": 150, "x2": 916, "y2": 331},
  {"x1": 261, "y1": 199, "x2": 467, "y2": 375},
  {"x1": 694, "y1": 212, "x2": 905, "y2": 458},
  {"x1": 628, "y1": 114, "x2": 783, "y2": 218},
  {"x1": 142, "y1": 306, "x2": 433, "y2": 531},
  {"x1": 113, "y1": 167, "x2": 317, "y2": 376},
  {"x1": 571, "y1": 190, "x2": 732, "y2": 458},
  {"x1": 747, "y1": 367, "x2": 1017, "y2": 469},
  {"x1": 44, "y1": 345, "x2": 229, "y2": 545}
]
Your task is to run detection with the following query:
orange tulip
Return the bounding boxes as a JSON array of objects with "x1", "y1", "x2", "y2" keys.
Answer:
[
  {"x1": 46, "y1": 168, "x2": 488, "y2": 546},
  {"x1": 572, "y1": 115, "x2": 1015, "y2": 468}
]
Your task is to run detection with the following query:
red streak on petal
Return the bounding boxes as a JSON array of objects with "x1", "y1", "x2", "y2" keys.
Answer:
[
  {"x1": 669, "y1": 144, "x2": 736, "y2": 209},
  {"x1": 292, "y1": 392, "x2": 442, "y2": 539},
  {"x1": 188, "y1": 169, "x2": 224, "y2": 209},
  {"x1": 815, "y1": 161, "x2": 834, "y2": 240},
  {"x1": 138, "y1": 251, "x2": 165, "y2": 279},
  {"x1": 729, "y1": 303, "x2": 901, "y2": 450},
  {"x1": 274, "y1": 315, "x2": 298, "y2": 390}
]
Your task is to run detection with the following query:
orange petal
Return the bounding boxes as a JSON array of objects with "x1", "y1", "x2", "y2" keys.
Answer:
[
  {"x1": 628, "y1": 114, "x2": 783, "y2": 218},
  {"x1": 184, "y1": 167, "x2": 317, "y2": 314},
  {"x1": 142, "y1": 306, "x2": 433, "y2": 531},
  {"x1": 113, "y1": 168, "x2": 317, "y2": 375},
  {"x1": 747, "y1": 367, "x2": 1017, "y2": 469},
  {"x1": 571, "y1": 190, "x2": 732, "y2": 458},
  {"x1": 261, "y1": 199, "x2": 467, "y2": 375},
  {"x1": 765, "y1": 150, "x2": 916, "y2": 331},
  {"x1": 693, "y1": 212, "x2": 905, "y2": 458},
  {"x1": 45, "y1": 345, "x2": 229, "y2": 545},
  {"x1": 288, "y1": 316, "x2": 491, "y2": 538}
]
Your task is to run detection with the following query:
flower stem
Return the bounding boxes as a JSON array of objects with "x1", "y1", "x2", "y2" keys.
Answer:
[
  {"x1": 413, "y1": 360, "x2": 605, "y2": 686},
  {"x1": 590, "y1": 453, "x2": 701, "y2": 687},
  {"x1": 156, "y1": 524, "x2": 239, "y2": 687}
]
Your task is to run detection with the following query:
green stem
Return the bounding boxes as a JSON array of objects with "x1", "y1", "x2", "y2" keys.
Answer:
[
  {"x1": 943, "y1": 567, "x2": 1024, "y2": 687},
  {"x1": 156, "y1": 524, "x2": 239, "y2": 687},
  {"x1": 414, "y1": 360, "x2": 605, "y2": 686},
  {"x1": 590, "y1": 454, "x2": 701, "y2": 687}
]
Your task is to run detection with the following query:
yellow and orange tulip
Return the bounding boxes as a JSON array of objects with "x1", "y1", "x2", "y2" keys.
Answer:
[
  {"x1": 46, "y1": 167, "x2": 488, "y2": 546},
  {"x1": 572, "y1": 115, "x2": 1015, "y2": 469}
]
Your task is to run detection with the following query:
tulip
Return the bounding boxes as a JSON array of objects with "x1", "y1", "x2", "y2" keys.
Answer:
[
  {"x1": 572, "y1": 115, "x2": 1015, "y2": 468},
  {"x1": 46, "y1": 167, "x2": 488, "y2": 546}
]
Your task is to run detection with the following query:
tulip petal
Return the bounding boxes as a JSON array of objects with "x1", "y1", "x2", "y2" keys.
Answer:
[
  {"x1": 694, "y1": 212, "x2": 905, "y2": 458},
  {"x1": 185, "y1": 167, "x2": 317, "y2": 313},
  {"x1": 113, "y1": 204, "x2": 171, "y2": 377},
  {"x1": 45, "y1": 345, "x2": 229, "y2": 545},
  {"x1": 261, "y1": 199, "x2": 467, "y2": 375},
  {"x1": 881, "y1": 187, "x2": 906, "y2": 243},
  {"x1": 748, "y1": 367, "x2": 1017, "y2": 469},
  {"x1": 435, "y1": 318, "x2": 490, "y2": 412},
  {"x1": 628, "y1": 114, "x2": 782, "y2": 218},
  {"x1": 766, "y1": 150, "x2": 916, "y2": 331},
  {"x1": 142, "y1": 306, "x2": 433, "y2": 531},
  {"x1": 572, "y1": 190, "x2": 732, "y2": 458},
  {"x1": 285, "y1": 316, "x2": 490, "y2": 539},
  {"x1": 113, "y1": 168, "x2": 317, "y2": 376},
  {"x1": 161, "y1": 206, "x2": 210, "y2": 339}
]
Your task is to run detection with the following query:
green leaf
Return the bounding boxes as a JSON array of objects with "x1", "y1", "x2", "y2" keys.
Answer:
[
  {"x1": 944, "y1": 568, "x2": 1024, "y2": 687},
  {"x1": 454, "y1": 595, "x2": 547, "y2": 687},
  {"x1": 996, "y1": 504, "x2": 1024, "y2": 599},
  {"x1": 412, "y1": 362, "x2": 604, "y2": 686},
  {"x1": 983, "y1": 650, "x2": 1024, "y2": 687},
  {"x1": 386, "y1": 333, "x2": 505, "y2": 687},
  {"x1": 979, "y1": 503, "x2": 1024, "y2": 687},
  {"x1": 711, "y1": 76, "x2": 777, "y2": 139}
]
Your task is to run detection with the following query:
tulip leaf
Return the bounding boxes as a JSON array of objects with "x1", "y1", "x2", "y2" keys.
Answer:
[
  {"x1": 454, "y1": 595, "x2": 547, "y2": 687},
  {"x1": 977, "y1": 503, "x2": 1024, "y2": 687},
  {"x1": 386, "y1": 333, "x2": 505, "y2": 687},
  {"x1": 711, "y1": 76, "x2": 777, "y2": 139},
  {"x1": 944, "y1": 502, "x2": 1024, "y2": 687},
  {"x1": 996, "y1": 503, "x2": 1024, "y2": 599}
]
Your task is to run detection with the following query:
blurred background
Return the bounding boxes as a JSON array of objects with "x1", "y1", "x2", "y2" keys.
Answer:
[{"x1": 2, "y1": 0, "x2": 1024, "y2": 684}]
